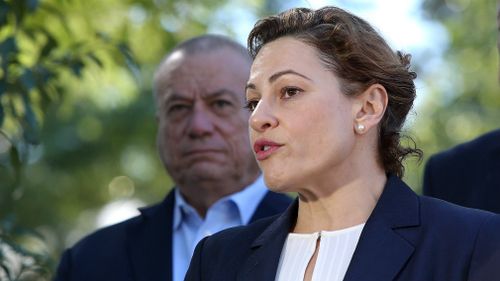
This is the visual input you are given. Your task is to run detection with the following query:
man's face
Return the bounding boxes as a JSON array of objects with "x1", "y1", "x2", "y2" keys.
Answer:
[{"x1": 155, "y1": 49, "x2": 259, "y2": 189}]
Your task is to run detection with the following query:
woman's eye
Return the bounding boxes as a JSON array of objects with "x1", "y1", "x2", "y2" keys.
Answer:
[
  {"x1": 282, "y1": 87, "x2": 302, "y2": 99},
  {"x1": 244, "y1": 100, "x2": 259, "y2": 112}
]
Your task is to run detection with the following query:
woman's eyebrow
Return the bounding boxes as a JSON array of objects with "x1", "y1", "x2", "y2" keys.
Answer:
[
  {"x1": 246, "y1": 69, "x2": 312, "y2": 91},
  {"x1": 269, "y1": 69, "x2": 312, "y2": 83}
]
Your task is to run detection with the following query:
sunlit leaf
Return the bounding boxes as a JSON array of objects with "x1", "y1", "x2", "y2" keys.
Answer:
[
  {"x1": 39, "y1": 30, "x2": 58, "y2": 59},
  {"x1": 87, "y1": 53, "x2": 103, "y2": 68},
  {"x1": 0, "y1": 263, "x2": 12, "y2": 281}
]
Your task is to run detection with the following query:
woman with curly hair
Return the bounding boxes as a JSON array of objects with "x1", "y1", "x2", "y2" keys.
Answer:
[{"x1": 185, "y1": 6, "x2": 500, "y2": 281}]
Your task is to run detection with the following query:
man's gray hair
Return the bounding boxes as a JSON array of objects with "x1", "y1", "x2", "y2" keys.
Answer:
[{"x1": 153, "y1": 34, "x2": 250, "y2": 98}]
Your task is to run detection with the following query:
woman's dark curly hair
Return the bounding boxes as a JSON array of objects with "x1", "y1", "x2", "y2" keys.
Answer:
[{"x1": 248, "y1": 6, "x2": 422, "y2": 178}]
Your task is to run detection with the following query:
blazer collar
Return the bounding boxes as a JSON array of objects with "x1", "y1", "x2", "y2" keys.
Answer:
[
  {"x1": 126, "y1": 190, "x2": 175, "y2": 281},
  {"x1": 343, "y1": 175, "x2": 420, "y2": 281},
  {"x1": 238, "y1": 175, "x2": 420, "y2": 281},
  {"x1": 237, "y1": 199, "x2": 298, "y2": 281}
]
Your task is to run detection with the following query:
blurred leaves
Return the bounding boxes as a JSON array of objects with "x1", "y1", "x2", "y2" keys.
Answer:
[
  {"x1": 1, "y1": 0, "x2": 279, "y2": 279},
  {"x1": 0, "y1": 216, "x2": 53, "y2": 281},
  {"x1": 402, "y1": 0, "x2": 500, "y2": 190},
  {"x1": 0, "y1": 0, "x2": 161, "y2": 279},
  {"x1": 10, "y1": 0, "x2": 497, "y2": 279}
]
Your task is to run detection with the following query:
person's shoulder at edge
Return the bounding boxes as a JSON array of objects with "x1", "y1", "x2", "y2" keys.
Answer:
[
  {"x1": 429, "y1": 128, "x2": 500, "y2": 164},
  {"x1": 69, "y1": 200, "x2": 164, "y2": 251},
  {"x1": 420, "y1": 193, "x2": 499, "y2": 224},
  {"x1": 53, "y1": 200, "x2": 165, "y2": 281},
  {"x1": 419, "y1": 195, "x2": 500, "y2": 279}
]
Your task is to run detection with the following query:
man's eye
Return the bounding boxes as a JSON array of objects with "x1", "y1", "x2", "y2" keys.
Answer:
[
  {"x1": 168, "y1": 104, "x2": 190, "y2": 114},
  {"x1": 212, "y1": 100, "x2": 232, "y2": 109},
  {"x1": 244, "y1": 100, "x2": 258, "y2": 112},
  {"x1": 281, "y1": 87, "x2": 302, "y2": 99}
]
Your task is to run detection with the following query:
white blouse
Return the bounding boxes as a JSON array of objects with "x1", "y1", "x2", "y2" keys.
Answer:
[{"x1": 275, "y1": 224, "x2": 365, "y2": 281}]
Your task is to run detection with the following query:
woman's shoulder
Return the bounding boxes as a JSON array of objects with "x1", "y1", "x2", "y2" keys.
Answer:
[
  {"x1": 204, "y1": 213, "x2": 281, "y2": 249},
  {"x1": 185, "y1": 213, "x2": 284, "y2": 280}
]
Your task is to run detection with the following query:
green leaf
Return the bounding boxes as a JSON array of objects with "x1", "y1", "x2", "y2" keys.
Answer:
[
  {"x1": 39, "y1": 31, "x2": 58, "y2": 59},
  {"x1": 26, "y1": 0, "x2": 39, "y2": 12},
  {"x1": 0, "y1": 1, "x2": 9, "y2": 27},
  {"x1": 87, "y1": 53, "x2": 103, "y2": 68},
  {"x1": 39, "y1": 2, "x2": 68, "y2": 33},
  {"x1": 34, "y1": 65, "x2": 55, "y2": 85},
  {"x1": 0, "y1": 101, "x2": 4, "y2": 127},
  {"x1": 0, "y1": 37, "x2": 18, "y2": 59},
  {"x1": 21, "y1": 93, "x2": 39, "y2": 144},
  {"x1": 0, "y1": 79, "x2": 5, "y2": 97},
  {"x1": 9, "y1": 145, "x2": 21, "y2": 182},
  {"x1": 118, "y1": 43, "x2": 140, "y2": 82},
  {"x1": 70, "y1": 59, "x2": 84, "y2": 77},
  {"x1": 11, "y1": 0, "x2": 26, "y2": 26},
  {"x1": 0, "y1": 263, "x2": 12, "y2": 281},
  {"x1": 20, "y1": 69, "x2": 36, "y2": 91}
]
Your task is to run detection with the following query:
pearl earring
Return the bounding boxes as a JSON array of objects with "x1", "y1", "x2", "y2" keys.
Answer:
[{"x1": 356, "y1": 123, "x2": 365, "y2": 133}]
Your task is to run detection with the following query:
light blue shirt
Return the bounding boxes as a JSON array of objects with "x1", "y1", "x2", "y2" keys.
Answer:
[{"x1": 172, "y1": 175, "x2": 268, "y2": 281}]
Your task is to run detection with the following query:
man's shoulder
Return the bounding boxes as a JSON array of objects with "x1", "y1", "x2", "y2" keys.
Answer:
[
  {"x1": 430, "y1": 129, "x2": 500, "y2": 165},
  {"x1": 71, "y1": 214, "x2": 141, "y2": 252},
  {"x1": 69, "y1": 196, "x2": 172, "y2": 255},
  {"x1": 420, "y1": 195, "x2": 499, "y2": 230}
]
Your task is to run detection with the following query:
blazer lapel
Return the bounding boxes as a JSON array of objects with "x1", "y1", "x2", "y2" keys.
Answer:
[
  {"x1": 127, "y1": 190, "x2": 175, "y2": 281},
  {"x1": 237, "y1": 200, "x2": 299, "y2": 281},
  {"x1": 344, "y1": 176, "x2": 420, "y2": 281}
]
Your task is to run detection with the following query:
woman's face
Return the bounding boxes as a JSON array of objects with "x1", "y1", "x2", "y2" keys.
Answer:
[{"x1": 246, "y1": 37, "x2": 358, "y2": 193}]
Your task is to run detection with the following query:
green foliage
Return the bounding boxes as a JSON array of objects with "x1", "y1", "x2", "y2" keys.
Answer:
[
  {"x1": 1, "y1": 0, "x2": 281, "y2": 279},
  {"x1": 404, "y1": 0, "x2": 500, "y2": 190},
  {"x1": 0, "y1": 216, "x2": 53, "y2": 281},
  {"x1": 5, "y1": 0, "x2": 495, "y2": 278},
  {"x1": 0, "y1": 0, "x2": 152, "y2": 278}
]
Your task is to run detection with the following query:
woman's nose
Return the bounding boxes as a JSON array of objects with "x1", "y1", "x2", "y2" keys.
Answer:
[{"x1": 249, "y1": 100, "x2": 279, "y2": 132}]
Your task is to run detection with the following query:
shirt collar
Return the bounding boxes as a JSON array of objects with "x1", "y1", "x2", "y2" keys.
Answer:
[
  {"x1": 172, "y1": 174, "x2": 268, "y2": 229},
  {"x1": 229, "y1": 174, "x2": 268, "y2": 224}
]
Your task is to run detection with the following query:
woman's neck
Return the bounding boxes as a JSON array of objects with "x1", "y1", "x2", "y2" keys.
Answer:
[{"x1": 293, "y1": 169, "x2": 387, "y2": 233}]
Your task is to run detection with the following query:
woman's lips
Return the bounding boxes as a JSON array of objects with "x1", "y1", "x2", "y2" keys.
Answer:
[{"x1": 253, "y1": 139, "x2": 283, "y2": 161}]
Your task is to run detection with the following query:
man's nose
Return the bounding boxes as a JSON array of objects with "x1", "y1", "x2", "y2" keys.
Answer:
[
  {"x1": 249, "y1": 99, "x2": 278, "y2": 133},
  {"x1": 187, "y1": 105, "x2": 215, "y2": 139}
]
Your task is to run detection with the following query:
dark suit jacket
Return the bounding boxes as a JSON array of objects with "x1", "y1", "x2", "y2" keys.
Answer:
[
  {"x1": 424, "y1": 129, "x2": 500, "y2": 213},
  {"x1": 185, "y1": 176, "x2": 500, "y2": 281},
  {"x1": 54, "y1": 189, "x2": 291, "y2": 281}
]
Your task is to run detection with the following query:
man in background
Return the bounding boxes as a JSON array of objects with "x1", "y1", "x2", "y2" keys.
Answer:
[
  {"x1": 54, "y1": 34, "x2": 291, "y2": 281},
  {"x1": 422, "y1": 3, "x2": 500, "y2": 213}
]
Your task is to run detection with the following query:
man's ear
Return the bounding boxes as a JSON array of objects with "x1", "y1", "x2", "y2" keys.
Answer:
[{"x1": 352, "y1": 84, "x2": 388, "y2": 134}]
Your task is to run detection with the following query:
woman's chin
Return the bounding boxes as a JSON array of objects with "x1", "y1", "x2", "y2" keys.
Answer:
[{"x1": 263, "y1": 173, "x2": 295, "y2": 193}]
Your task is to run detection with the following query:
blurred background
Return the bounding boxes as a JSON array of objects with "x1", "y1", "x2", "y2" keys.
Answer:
[{"x1": 0, "y1": 0, "x2": 498, "y2": 279}]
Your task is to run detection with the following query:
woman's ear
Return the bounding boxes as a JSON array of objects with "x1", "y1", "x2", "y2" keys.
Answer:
[{"x1": 352, "y1": 84, "x2": 388, "y2": 134}]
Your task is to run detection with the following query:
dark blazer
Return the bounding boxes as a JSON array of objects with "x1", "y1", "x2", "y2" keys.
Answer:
[
  {"x1": 423, "y1": 129, "x2": 500, "y2": 213},
  {"x1": 185, "y1": 176, "x2": 500, "y2": 281},
  {"x1": 54, "y1": 189, "x2": 291, "y2": 281}
]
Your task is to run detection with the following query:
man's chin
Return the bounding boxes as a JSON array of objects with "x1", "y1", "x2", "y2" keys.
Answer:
[{"x1": 184, "y1": 163, "x2": 227, "y2": 179}]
